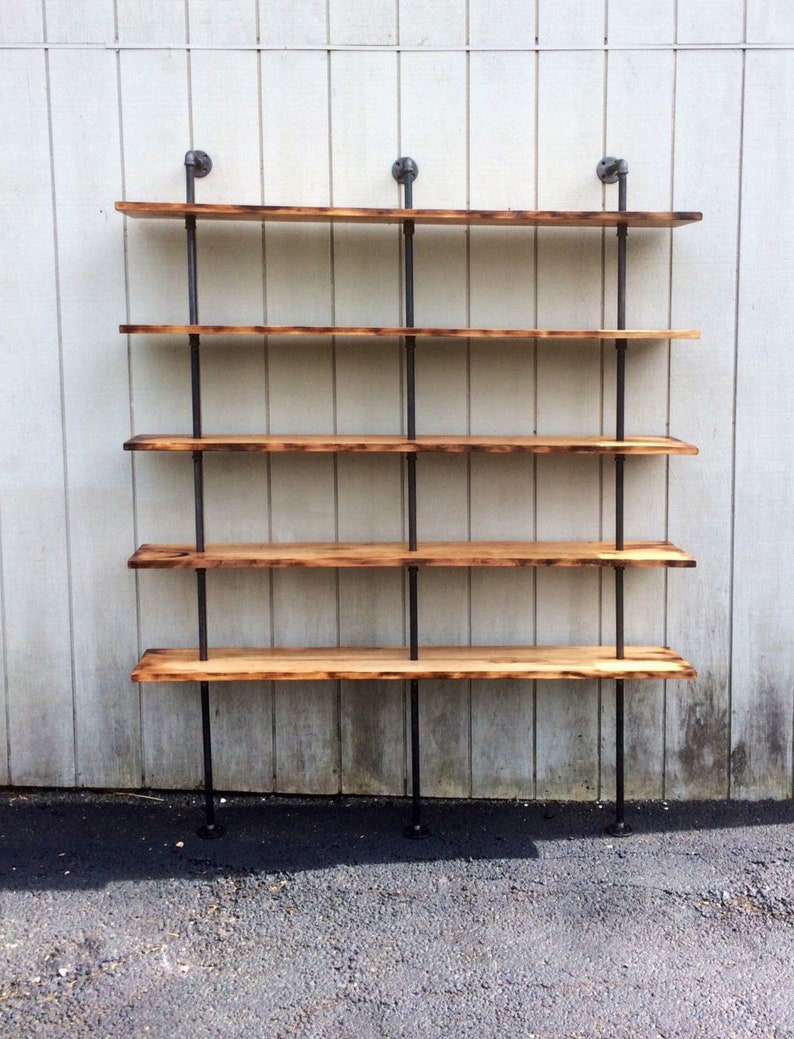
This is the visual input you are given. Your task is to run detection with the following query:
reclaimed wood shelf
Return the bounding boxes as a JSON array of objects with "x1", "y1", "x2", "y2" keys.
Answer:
[
  {"x1": 133, "y1": 645, "x2": 697, "y2": 683},
  {"x1": 116, "y1": 201, "x2": 702, "y2": 229},
  {"x1": 120, "y1": 322, "x2": 699, "y2": 340},
  {"x1": 124, "y1": 433, "x2": 698, "y2": 455},
  {"x1": 129, "y1": 540, "x2": 696, "y2": 570}
]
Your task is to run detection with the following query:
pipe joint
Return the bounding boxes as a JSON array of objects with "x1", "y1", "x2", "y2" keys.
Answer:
[
  {"x1": 597, "y1": 156, "x2": 628, "y2": 184},
  {"x1": 184, "y1": 150, "x2": 213, "y2": 178}
]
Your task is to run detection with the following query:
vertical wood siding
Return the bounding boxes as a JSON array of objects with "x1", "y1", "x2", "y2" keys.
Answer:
[{"x1": 0, "y1": 1, "x2": 791, "y2": 801}]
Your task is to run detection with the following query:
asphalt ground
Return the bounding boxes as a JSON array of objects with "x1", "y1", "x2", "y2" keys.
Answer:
[{"x1": 0, "y1": 791, "x2": 792, "y2": 1038}]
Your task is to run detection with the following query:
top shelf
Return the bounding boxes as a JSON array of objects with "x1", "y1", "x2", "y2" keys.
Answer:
[{"x1": 116, "y1": 202, "x2": 702, "y2": 229}]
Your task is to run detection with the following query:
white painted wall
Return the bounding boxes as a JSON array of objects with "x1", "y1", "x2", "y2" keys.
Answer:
[{"x1": 0, "y1": 1, "x2": 791, "y2": 801}]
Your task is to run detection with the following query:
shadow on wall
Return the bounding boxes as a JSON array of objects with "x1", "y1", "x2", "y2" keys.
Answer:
[{"x1": 1, "y1": 791, "x2": 793, "y2": 893}]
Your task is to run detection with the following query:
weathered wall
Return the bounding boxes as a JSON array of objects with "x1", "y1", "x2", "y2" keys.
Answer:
[{"x1": 1, "y1": 0, "x2": 792, "y2": 800}]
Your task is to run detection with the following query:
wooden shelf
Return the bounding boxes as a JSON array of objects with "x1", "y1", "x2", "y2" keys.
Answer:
[
  {"x1": 124, "y1": 433, "x2": 698, "y2": 455},
  {"x1": 129, "y1": 540, "x2": 696, "y2": 569},
  {"x1": 132, "y1": 645, "x2": 697, "y2": 682},
  {"x1": 116, "y1": 201, "x2": 702, "y2": 229},
  {"x1": 120, "y1": 323, "x2": 699, "y2": 340}
]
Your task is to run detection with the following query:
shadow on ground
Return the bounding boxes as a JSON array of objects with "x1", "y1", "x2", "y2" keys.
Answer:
[{"x1": 1, "y1": 790, "x2": 792, "y2": 892}]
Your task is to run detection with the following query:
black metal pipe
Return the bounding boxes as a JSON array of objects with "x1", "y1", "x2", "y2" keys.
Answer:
[
  {"x1": 407, "y1": 554, "x2": 424, "y2": 839},
  {"x1": 610, "y1": 163, "x2": 629, "y2": 621},
  {"x1": 405, "y1": 582, "x2": 426, "y2": 837},
  {"x1": 197, "y1": 570, "x2": 209, "y2": 658},
  {"x1": 616, "y1": 168, "x2": 627, "y2": 328},
  {"x1": 403, "y1": 226, "x2": 415, "y2": 330},
  {"x1": 598, "y1": 156, "x2": 630, "y2": 549},
  {"x1": 393, "y1": 158, "x2": 419, "y2": 446},
  {"x1": 598, "y1": 156, "x2": 633, "y2": 837},
  {"x1": 190, "y1": 338, "x2": 206, "y2": 557},
  {"x1": 185, "y1": 159, "x2": 208, "y2": 645},
  {"x1": 615, "y1": 163, "x2": 628, "y2": 549},
  {"x1": 407, "y1": 454, "x2": 418, "y2": 550},
  {"x1": 406, "y1": 339, "x2": 416, "y2": 441},
  {"x1": 607, "y1": 679, "x2": 631, "y2": 836},
  {"x1": 612, "y1": 164, "x2": 631, "y2": 835},
  {"x1": 394, "y1": 158, "x2": 428, "y2": 839},
  {"x1": 408, "y1": 566, "x2": 419, "y2": 658},
  {"x1": 193, "y1": 462, "x2": 206, "y2": 555},
  {"x1": 615, "y1": 453, "x2": 625, "y2": 550},
  {"x1": 184, "y1": 152, "x2": 223, "y2": 838},
  {"x1": 615, "y1": 566, "x2": 625, "y2": 658},
  {"x1": 405, "y1": 678, "x2": 427, "y2": 836},
  {"x1": 394, "y1": 160, "x2": 420, "y2": 556}
]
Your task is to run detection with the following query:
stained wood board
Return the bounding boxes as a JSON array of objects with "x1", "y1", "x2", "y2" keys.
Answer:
[
  {"x1": 116, "y1": 201, "x2": 702, "y2": 228},
  {"x1": 124, "y1": 433, "x2": 698, "y2": 454},
  {"x1": 120, "y1": 322, "x2": 700, "y2": 339},
  {"x1": 128, "y1": 540, "x2": 696, "y2": 569},
  {"x1": 133, "y1": 646, "x2": 697, "y2": 682}
]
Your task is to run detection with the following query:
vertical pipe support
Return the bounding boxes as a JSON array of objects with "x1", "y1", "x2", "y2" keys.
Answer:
[
  {"x1": 394, "y1": 157, "x2": 429, "y2": 838},
  {"x1": 185, "y1": 151, "x2": 223, "y2": 839},
  {"x1": 599, "y1": 157, "x2": 632, "y2": 837}
]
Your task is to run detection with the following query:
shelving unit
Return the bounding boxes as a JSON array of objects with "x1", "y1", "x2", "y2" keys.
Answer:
[{"x1": 118, "y1": 150, "x2": 701, "y2": 839}]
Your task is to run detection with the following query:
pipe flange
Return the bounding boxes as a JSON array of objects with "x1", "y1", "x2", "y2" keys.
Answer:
[
  {"x1": 392, "y1": 156, "x2": 419, "y2": 183},
  {"x1": 185, "y1": 150, "x2": 213, "y2": 178},
  {"x1": 597, "y1": 156, "x2": 628, "y2": 184}
]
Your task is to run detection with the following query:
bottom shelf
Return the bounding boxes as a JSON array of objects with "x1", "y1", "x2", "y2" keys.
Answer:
[{"x1": 133, "y1": 646, "x2": 696, "y2": 683}]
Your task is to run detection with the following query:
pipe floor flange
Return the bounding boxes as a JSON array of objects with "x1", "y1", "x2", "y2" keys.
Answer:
[
  {"x1": 403, "y1": 823, "x2": 431, "y2": 839},
  {"x1": 606, "y1": 821, "x2": 634, "y2": 838},
  {"x1": 197, "y1": 823, "x2": 226, "y2": 840}
]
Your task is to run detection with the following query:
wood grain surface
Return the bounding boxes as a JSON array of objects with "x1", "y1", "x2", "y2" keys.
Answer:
[
  {"x1": 116, "y1": 201, "x2": 702, "y2": 228},
  {"x1": 129, "y1": 540, "x2": 696, "y2": 569},
  {"x1": 120, "y1": 322, "x2": 700, "y2": 339},
  {"x1": 124, "y1": 433, "x2": 698, "y2": 454},
  {"x1": 132, "y1": 645, "x2": 697, "y2": 682}
]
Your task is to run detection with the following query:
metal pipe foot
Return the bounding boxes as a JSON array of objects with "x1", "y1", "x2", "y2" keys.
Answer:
[
  {"x1": 606, "y1": 819, "x2": 633, "y2": 838},
  {"x1": 403, "y1": 822, "x2": 431, "y2": 839},
  {"x1": 197, "y1": 822, "x2": 226, "y2": 840}
]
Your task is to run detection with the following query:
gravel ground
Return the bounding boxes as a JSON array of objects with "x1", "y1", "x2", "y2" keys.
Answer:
[{"x1": 1, "y1": 792, "x2": 792, "y2": 1038}]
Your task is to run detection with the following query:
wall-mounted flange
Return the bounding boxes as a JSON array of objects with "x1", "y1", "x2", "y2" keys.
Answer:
[
  {"x1": 392, "y1": 156, "x2": 419, "y2": 184},
  {"x1": 597, "y1": 156, "x2": 628, "y2": 184},
  {"x1": 185, "y1": 150, "x2": 213, "y2": 178}
]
